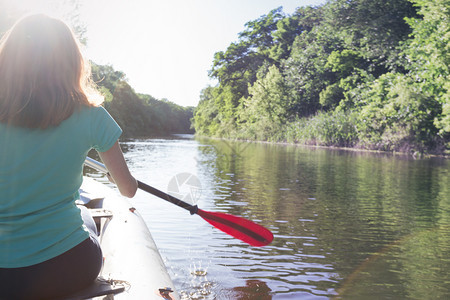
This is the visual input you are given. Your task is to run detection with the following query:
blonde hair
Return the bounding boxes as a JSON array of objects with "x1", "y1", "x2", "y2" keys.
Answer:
[{"x1": 0, "y1": 14, "x2": 103, "y2": 128}]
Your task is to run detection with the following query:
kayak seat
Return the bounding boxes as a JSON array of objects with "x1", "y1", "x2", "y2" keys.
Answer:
[
  {"x1": 60, "y1": 277, "x2": 126, "y2": 300},
  {"x1": 89, "y1": 209, "x2": 113, "y2": 220},
  {"x1": 88, "y1": 208, "x2": 113, "y2": 236}
]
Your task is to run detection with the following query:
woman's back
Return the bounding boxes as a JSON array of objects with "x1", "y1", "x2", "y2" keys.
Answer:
[{"x1": 0, "y1": 106, "x2": 121, "y2": 268}]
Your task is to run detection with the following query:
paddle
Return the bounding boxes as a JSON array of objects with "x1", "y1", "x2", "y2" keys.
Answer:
[{"x1": 84, "y1": 157, "x2": 273, "y2": 247}]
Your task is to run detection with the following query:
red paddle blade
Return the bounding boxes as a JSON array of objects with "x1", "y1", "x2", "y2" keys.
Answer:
[{"x1": 197, "y1": 209, "x2": 273, "y2": 247}]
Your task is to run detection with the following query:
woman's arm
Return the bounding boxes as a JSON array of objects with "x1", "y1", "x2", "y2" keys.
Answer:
[{"x1": 98, "y1": 141, "x2": 138, "y2": 198}]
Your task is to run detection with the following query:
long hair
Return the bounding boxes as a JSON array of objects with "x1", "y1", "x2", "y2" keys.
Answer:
[{"x1": 0, "y1": 14, "x2": 103, "y2": 128}]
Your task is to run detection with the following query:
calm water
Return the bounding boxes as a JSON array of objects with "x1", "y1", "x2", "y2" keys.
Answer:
[{"x1": 86, "y1": 135, "x2": 450, "y2": 299}]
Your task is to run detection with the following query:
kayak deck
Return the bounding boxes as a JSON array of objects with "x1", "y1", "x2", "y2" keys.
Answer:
[{"x1": 67, "y1": 177, "x2": 178, "y2": 300}]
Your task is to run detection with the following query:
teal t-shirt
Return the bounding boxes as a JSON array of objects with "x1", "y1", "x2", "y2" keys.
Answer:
[{"x1": 0, "y1": 106, "x2": 122, "y2": 267}]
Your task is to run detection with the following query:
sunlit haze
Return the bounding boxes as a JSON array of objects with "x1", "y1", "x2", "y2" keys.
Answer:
[{"x1": 4, "y1": 0, "x2": 327, "y2": 107}]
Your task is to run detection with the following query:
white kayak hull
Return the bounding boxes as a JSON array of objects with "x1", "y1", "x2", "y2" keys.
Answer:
[{"x1": 79, "y1": 177, "x2": 179, "y2": 300}]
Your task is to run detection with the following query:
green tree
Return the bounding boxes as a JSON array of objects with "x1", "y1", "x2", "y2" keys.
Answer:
[
  {"x1": 239, "y1": 65, "x2": 290, "y2": 140},
  {"x1": 192, "y1": 86, "x2": 220, "y2": 136},
  {"x1": 271, "y1": 6, "x2": 323, "y2": 62},
  {"x1": 91, "y1": 62, "x2": 126, "y2": 95},
  {"x1": 357, "y1": 0, "x2": 449, "y2": 152},
  {"x1": 108, "y1": 81, "x2": 149, "y2": 136},
  {"x1": 283, "y1": 8, "x2": 336, "y2": 117},
  {"x1": 316, "y1": 0, "x2": 418, "y2": 111},
  {"x1": 208, "y1": 7, "x2": 289, "y2": 132},
  {"x1": 324, "y1": 0, "x2": 418, "y2": 74},
  {"x1": 358, "y1": 73, "x2": 439, "y2": 151},
  {"x1": 239, "y1": 6, "x2": 285, "y2": 59},
  {"x1": 320, "y1": 49, "x2": 367, "y2": 109},
  {"x1": 403, "y1": 0, "x2": 449, "y2": 139},
  {"x1": 108, "y1": 81, "x2": 193, "y2": 136},
  {"x1": 209, "y1": 8, "x2": 286, "y2": 104}
]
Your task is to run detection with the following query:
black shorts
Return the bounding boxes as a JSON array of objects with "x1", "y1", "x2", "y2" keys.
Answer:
[{"x1": 0, "y1": 207, "x2": 102, "y2": 299}]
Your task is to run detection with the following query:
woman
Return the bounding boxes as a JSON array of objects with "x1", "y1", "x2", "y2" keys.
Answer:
[{"x1": 0, "y1": 14, "x2": 138, "y2": 299}]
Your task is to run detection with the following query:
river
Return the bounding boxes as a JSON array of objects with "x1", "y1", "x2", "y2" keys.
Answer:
[{"x1": 85, "y1": 135, "x2": 450, "y2": 299}]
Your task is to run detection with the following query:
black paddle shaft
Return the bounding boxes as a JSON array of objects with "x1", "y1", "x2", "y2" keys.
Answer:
[
  {"x1": 84, "y1": 157, "x2": 273, "y2": 246},
  {"x1": 84, "y1": 157, "x2": 198, "y2": 215},
  {"x1": 137, "y1": 181, "x2": 199, "y2": 215}
]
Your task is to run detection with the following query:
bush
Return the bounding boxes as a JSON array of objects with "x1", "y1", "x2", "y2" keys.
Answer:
[
  {"x1": 284, "y1": 110, "x2": 359, "y2": 146},
  {"x1": 357, "y1": 73, "x2": 441, "y2": 152}
]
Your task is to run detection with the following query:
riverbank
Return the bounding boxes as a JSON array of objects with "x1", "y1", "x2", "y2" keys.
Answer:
[{"x1": 195, "y1": 134, "x2": 449, "y2": 159}]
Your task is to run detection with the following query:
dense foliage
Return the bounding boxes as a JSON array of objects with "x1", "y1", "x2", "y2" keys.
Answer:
[
  {"x1": 193, "y1": 0, "x2": 449, "y2": 154},
  {"x1": 91, "y1": 63, "x2": 194, "y2": 136}
]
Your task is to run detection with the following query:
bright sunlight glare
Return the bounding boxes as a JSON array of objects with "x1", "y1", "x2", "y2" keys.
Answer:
[
  {"x1": 2, "y1": 0, "x2": 327, "y2": 107},
  {"x1": 2, "y1": 0, "x2": 71, "y2": 20}
]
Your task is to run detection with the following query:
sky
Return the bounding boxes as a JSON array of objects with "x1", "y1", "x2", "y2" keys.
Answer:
[{"x1": 6, "y1": 0, "x2": 327, "y2": 107}]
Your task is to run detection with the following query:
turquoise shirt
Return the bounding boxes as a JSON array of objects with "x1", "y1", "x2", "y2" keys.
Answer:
[{"x1": 0, "y1": 106, "x2": 122, "y2": 267}]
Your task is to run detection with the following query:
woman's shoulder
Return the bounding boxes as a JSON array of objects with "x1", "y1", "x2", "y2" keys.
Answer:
[
  {"x1": 57, "y1": 106, "x2": 108, "y2": 131},
  {"x1": 73, "y1": 105, "x2": 119, "y2": 131},
  {"x1": 74, "y1": 105, "x2": 109, "y2": 119}
]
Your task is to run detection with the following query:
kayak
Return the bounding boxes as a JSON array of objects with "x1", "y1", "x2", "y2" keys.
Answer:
[{"x1": 65, "y1": 176, "x2": 179, "y2": 300}]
